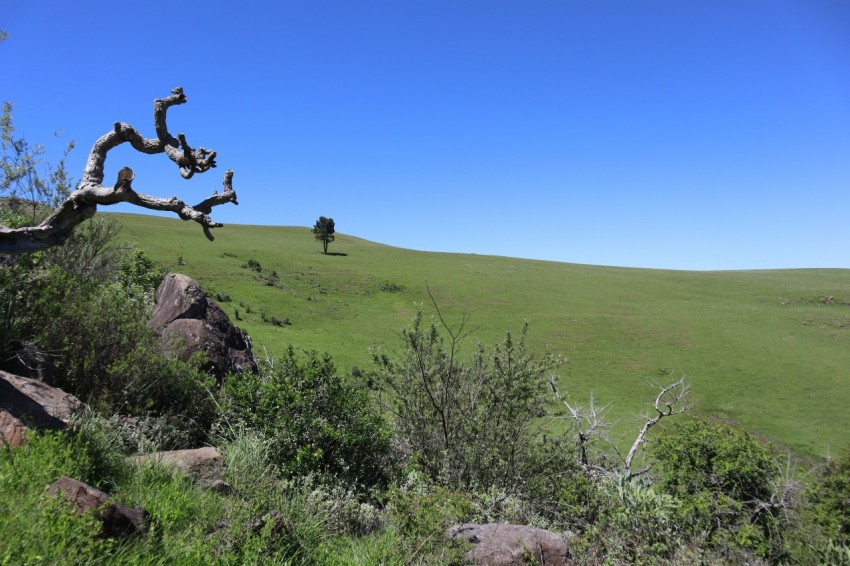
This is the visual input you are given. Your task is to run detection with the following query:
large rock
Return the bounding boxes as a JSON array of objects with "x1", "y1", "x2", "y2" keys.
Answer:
[
  {"x1": 0, "y1": 370, "x2": 81, "y2": 445},
  {"x1": 447, "y1": 523, "x2": 570, "y2": 566},
  {"x1": 46, "y1": 476, "x2": 149, "y2": 537},
  {"x1": 147, "y1": 273, "x2": 257, "y2": 383}
]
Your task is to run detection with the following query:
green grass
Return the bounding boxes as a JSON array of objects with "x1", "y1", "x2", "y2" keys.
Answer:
[{"x1": 111, "y1": 212, "x2": 850, "y2": 459}]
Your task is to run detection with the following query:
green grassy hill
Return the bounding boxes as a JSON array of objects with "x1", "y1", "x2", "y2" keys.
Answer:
[{"x1": 111, "y1": 212, "x2": 850, "y2": 459}]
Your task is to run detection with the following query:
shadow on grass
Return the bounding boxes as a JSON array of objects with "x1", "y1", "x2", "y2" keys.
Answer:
[{"x1": 323, "y1": 252, "x2": 348, "y2": 256}]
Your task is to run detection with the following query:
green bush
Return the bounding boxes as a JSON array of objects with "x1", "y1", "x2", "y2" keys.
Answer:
[
  {"x1": 371, "y1": 309, "x2": 559, "y2": 491},
  {"x1": 650, "y1": 419, "x2": 786, "y2": 560},
  {"x1": 807, "y1": 449, "x2": 850, "y2": 545},
  {"x1": 222, "y1": 347, "x2": 392, "y2": 489},
  {"x1": 0, "y1": 258, "x2": 216, "y2": 437}
]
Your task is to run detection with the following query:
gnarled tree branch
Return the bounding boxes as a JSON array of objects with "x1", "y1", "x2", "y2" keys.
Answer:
[
  {"x1": 0, "y1": 87, "x2": 237, "y2": 254},
  {"x1": 623, "y1": 375, "x2": 690, "y2": 477}
]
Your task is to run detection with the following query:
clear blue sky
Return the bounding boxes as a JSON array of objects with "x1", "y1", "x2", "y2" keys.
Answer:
[{"x1": 4, "y1": 1, "x2": 849, "y2": 270}]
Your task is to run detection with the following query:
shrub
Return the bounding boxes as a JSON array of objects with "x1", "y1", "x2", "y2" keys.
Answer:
[
  {"x1": 0, "y1": 262, "x2": 216, "y2": 434},
  {"x1": 650, "y1": 419, "x2": 787, "y2": 560},
  {"x1": 370, "y1": 308, "x2": 559, "y2": 491},
  {"x1": 222, "y1": 347, "x2": 392, "y2": 489}
]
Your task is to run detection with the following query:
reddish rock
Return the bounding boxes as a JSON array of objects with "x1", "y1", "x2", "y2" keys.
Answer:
[
  {"x1": 0, "y1": 370, "x2": 81, "y2": 435},
  {"x1": 0, "y1": 409, "x2": 28, "y2": 447},
  {"x1": 447, "y1": 523, "x2": 570, "y2": 566},
  {"x1": 46, "y1": 476, "x2": 148, "y2": 537},
  {"x1": 128, "y1": 446, "x2": 222, "y2": 479},
  {"x1": 147, "y1": 273, "x2": 257, "y2": 383}
]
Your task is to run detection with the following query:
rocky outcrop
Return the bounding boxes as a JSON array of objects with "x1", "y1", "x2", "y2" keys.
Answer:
[
  {"x1": 127, "y1": 446, "x2": 223, "y2": 479},
  {"x1": 447, "y1": 523, "x2": 570, "y2": 566},
  {"x1": 147, "y1": 273, "x2": 257, "y2": 383},
  {"x1": 46, "y1": 476, "x2": 149, "y2": 537},
  {"x1": 0, "y1": 370, "x2": 82, "y2": 446}
]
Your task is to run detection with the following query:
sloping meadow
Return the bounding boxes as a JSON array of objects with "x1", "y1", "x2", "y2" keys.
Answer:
[{"x1": 111, "y1": 212, "x2": 850, "y2": 459}]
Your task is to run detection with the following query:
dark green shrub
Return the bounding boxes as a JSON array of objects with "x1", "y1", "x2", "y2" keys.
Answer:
[
  {"x1": 804, "y1": 449, "x2": 850, "y2": 547},
  {"x1": 650, "y1": 419, "x2": 786, "y2": 560},
  {"x1": 222, "y1": 347, "x2": 392, "y2": 488}
]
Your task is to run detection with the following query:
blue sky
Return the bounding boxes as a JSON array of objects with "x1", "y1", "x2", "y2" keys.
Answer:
[{"x1": 3, "y1": 1, "x2": 849, "y2": 270}]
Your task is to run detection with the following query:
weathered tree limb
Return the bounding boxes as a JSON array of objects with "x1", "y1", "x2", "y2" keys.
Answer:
[
  {"x1": 623, "y1": 375, "x2": 690, "y2": 477},
  {"x1": 548, "y1": 378, "x2": 612, "y2": 467},
  {"x1": 0, "y1": 87, "x2": 238, "y2": 254}
]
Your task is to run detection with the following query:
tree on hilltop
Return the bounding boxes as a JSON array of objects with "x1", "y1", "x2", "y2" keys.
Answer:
[
  {"x1": 312, "y1": 216, "x2": 335, "y2": 254},
  {"x1": 0, "y1": 87, "x2": 239, "y2": 254}
]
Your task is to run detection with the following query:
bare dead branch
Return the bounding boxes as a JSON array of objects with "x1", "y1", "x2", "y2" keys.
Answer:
[
  {"x1": 549, "y1": 377, "x2": 613, "y2": 467},
  {"x1": 0, "y1": 87, "x2": 238, "y2": 254},
  {"x1": 623, "y1": 375, "x2": 690, "y2": 477}
]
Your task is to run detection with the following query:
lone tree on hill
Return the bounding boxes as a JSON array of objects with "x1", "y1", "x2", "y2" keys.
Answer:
[
  {"x1": 312, "y1": 216, "x2": 335, "y2": 254},
  {"x1": 0, "y1": 87, "x2": 239, "y2": 254}
]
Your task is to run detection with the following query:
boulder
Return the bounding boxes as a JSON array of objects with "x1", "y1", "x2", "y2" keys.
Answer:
[
  {"x1": 46, "y1": 476, "x2": 149, "y2": 537},
  {"x1": 0, "y1": 370, "x2": 82, "y2": 445},
  {"x1": 447, "y1": 523, "x2": 570, "y2": 566},
  {"x1": 127, "y1": 446, "x2": 223, "y2": 479},
  {"x1": 147, "y1": 273, "x2": 257, "y2": 383}
]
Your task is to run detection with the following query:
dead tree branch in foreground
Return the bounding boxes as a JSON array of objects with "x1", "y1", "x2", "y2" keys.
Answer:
[
  {"x1": 0, "y1": 87, "x2": 238, "y2": 254},
  {"x1": 623, "y1": 375, "x2": 690, "y2": 477}
]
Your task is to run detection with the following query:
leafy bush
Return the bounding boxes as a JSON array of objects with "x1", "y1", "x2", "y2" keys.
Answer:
[
  {"x1": 807, "y1": 449, "x2": 850, "y2": 545},
  {"x1": 222, "y1": 347, "x2": 392, "y2": 488},
  {"x1": 0, "y1": 258, "x2": 215, "y2": 435},
  {"x1": 370, "y1": 308, "x2": 559, "y2": 491},
  {"x1": 650, "y1": 419, "x2": 787, "y2": 560}
]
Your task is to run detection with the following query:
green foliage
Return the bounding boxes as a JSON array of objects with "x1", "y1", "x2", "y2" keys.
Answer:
[
  {"x1": 313, "y1": 215, "x2": 336, "y2": 253},
  {"x1": 598, "y1": 474, "x2": 683, "y2": 562},
  {"x1": 0, "y1": 251, "x2": 215, "y2": 435},
  {"x1": 806, "y1": 449, "x2": 850, "y2": 546},
  {"x1": 371, "y1": 308, "x2": 559, "y2": 491},
  {"x1": 1, "y1": 101, "x2": 74, "y2": 227},
  {"x1": 41, "y1": 215, "x2": 126, "y2": 279},
  {"x1": 378, "y1": 470, "x2": 470, "y2": 564},
  {"x1": 117, "y1": 247, "x2": 166, "y2": 308},
  {"x1": 222, "y1": 347, "x2": 392, "y2": 488},
  {"x1": 650, "y1": 419, "x2": 785, "y2": 559}
]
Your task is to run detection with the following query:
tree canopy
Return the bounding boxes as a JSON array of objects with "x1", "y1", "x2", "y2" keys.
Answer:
[{"x1": 312, "y1": 216, "x2": 335, "y2": 254}]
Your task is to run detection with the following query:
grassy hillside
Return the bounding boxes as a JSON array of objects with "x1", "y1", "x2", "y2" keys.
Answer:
[{"x1": 111, "y1": 212, "x2": 850, "y2": 458}]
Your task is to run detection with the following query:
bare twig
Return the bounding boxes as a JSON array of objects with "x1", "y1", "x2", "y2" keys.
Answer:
[{"x1": 549, "y1": 377, "x2": 612, "y2": 466}]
